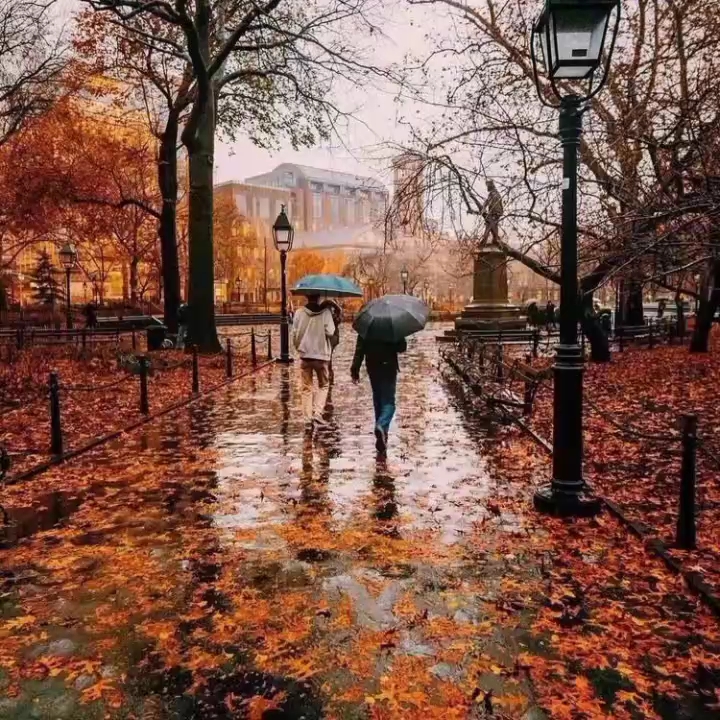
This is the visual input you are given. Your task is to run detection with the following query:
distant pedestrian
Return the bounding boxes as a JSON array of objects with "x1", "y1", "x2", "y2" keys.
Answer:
[
  {"x1": 293, "y1": 294, "x2": 336, "y2": 430},
  {"x1": 83, "y1": 302, "x2": 98, "y2": 329},
  {"x1": 545, "y1": 300, "x2": 556, "y2": 331},
  {"x1": 321, "y1": 299, "x2": 342, "y2": 384},
  {"x1": 177, "y1": 303, "x2": 189, "y2": 349},
  {"x1": 350, "y1": 335, "x2": 407, "y2": 455}
]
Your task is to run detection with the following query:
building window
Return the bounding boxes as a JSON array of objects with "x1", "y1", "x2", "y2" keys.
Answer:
[
  {"x1": 360, "y1": 201, "x2": 369, "y2": 224},
  {"x1": 235, "y1": 192, "x2": 248, "y2": 215},
  {"x1": 283, "y1": 171, "x2": 294, "y2": 187},
  {"x1": 313, "y1": 193, "x2": 323, "y2": 219},
  {"x1": 328, "y1": 184, "x2": 340, "y2": 195},
  {"x1": 346, "y1": 199, "x2": 355, "y2": 225},
  {"x1": 330, "y1": 196, "x2": 340, "y2": 225},
  {"x1": 259, "y1": 197, "x2": 270, "y2": 218}
]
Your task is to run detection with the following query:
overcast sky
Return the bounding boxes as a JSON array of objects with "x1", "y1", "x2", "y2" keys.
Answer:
[{"x1": 58, "y1": 0, "x2": 436, "y2": 188}]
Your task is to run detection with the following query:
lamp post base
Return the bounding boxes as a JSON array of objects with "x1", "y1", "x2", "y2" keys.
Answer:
[
  {"x1": 533, "y1": 484, "x2": 602, "y2": 517},
  {"x1": 276, "y1": 356, "x2": 294, "y2": 365}
]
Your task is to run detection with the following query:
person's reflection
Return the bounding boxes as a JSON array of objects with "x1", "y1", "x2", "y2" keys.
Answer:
[
  {"x1": 315, "y1": 414, "x2": 341, "y2": 460},
  {"x1": 279, "y1": 365, "x2": 291, "y2": 447},
  {"x1": 298, "y1": 434, "x2": 331, "y2": 516},
  {"x1": 372, "y1": 457, "x2": 398, "y2": 524},
  {"x1": 189, "y1": 395, "x2": 216, "y2": 449}
]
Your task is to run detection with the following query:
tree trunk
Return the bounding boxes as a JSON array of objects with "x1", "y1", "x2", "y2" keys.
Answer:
[
  {"x1": 579, "y1": 276, "x2": 611, "y2": 362},
  {"x1": 158, "y1": 113, "x2": 182, "y2": 334},
  {"x1": 130, "y1": 257, "x2": 139, "y2": 305},
  {"x1": 690, "y1": 258, "x2": 720, "y2": 352},
  {"x1": 184, "y1": 99, "x2": 220, "y2": 352},
  {"x1": 618, "y1": 276, "x2": 645, "y2": 326},
  {"x1": 580, "y1": 292, "x2": 611, "y2": 362}
]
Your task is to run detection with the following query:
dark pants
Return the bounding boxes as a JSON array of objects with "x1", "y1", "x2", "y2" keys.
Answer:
[{"x1": 369, "y1": 368, "x2": 397, "y2": 434}]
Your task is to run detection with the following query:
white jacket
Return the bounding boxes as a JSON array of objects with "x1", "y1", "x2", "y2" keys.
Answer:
[{"x1": 292, "y1": 305, "x2": 335, "y2": 361}]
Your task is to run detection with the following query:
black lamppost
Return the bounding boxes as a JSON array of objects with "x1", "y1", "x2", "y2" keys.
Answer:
[
  {"x1": 531, "y1": 0, "x2": 620, "y2": 516},
  {"x1": 59, "y1": 243, "x2": 78, "y2": 329},
  {"x1": 272, "y1": 205, "x2": 294, "y2": 363},
  {"x1": 400, "y1": 267, "x2": 409, "y2": 294},
  {"x1": 234, "y1": 276, "x2": 242, "y2": 303}
]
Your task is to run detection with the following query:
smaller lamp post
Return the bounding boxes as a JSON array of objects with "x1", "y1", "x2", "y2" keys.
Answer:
[
  {"x1": 59, "y1": 243, "x2": 78, "y2": 329},
  {"x1": 423, "y1": 279, "x2": 430, "y2": 305},
  {"x1": 272, "y1": 205, "x2": 294, "y2": 363},
  {"x1": 400, "y1": 267, "x2": 409, "y2": 294},
  {"x1": 235, "y1": 276, "x2": 242, "y2": 304}
]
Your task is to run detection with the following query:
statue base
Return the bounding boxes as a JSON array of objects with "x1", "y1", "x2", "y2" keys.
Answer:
[{"x1": 454, "y1": 302, "x2": 526, "y2": 331}]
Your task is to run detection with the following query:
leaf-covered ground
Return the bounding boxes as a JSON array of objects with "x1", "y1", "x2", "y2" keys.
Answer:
[
  {"x1": 516, "y1": 328, "x2": 720, "y2": 599},
  {"x1": 0, "y1": 328, "x2": 718, "y2": 718},
  {"x1": 0, "y1": 331, "x2": 261, "y2": 476}
]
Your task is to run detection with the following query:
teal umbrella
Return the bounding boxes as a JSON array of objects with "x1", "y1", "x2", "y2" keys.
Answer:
[
  {"x1": 353, "y1": 294, "x2": 429, "y2": 343},
  {"x1": 291, "y1": 274, "x2": 363, "y2": 298}
]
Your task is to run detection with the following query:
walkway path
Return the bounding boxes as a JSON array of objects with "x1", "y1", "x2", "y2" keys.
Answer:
[{"x1": 0, "y1": 329, "x2": 543, "y2": 719}]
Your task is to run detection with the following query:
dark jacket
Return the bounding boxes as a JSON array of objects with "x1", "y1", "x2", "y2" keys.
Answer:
[{"x1": 351, "y1": 335, "x2": 407, "y2": 378}]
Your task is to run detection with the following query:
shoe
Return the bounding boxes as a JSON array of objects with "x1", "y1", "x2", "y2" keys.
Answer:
[
  {"x1": 313, "y1": 417, "x2": 329, "y2": 428},
  {"x1": 375, "y1": 426, "x2": 387, "y2": 454}
]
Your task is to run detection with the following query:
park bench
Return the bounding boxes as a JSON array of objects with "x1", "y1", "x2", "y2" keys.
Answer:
[
  {"x1": 97, "y1": 315, "x2": 163, "y2": 330},
  {"x1": 613, "y1": 318, "x2": 683, "y2": 351},
  {"x1": 457, "y1": 327, "x2": 547, "y2": 358},
  {"x1": 1, "y1": 326, "x2": 125, "y2": 350}
]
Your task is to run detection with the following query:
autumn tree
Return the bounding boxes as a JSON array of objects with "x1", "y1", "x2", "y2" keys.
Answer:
[
  {"x1": 31, "y1": 249, "x2": 62, "y2": 307},
  {"x1": 0, "y1": 0, "x2": 65, "y2": 147},
  {"x1": 396, "y1": 0, "x2": 720, "y2": 359},
  {"x1": 289, "y1": 250, "x2": 325, "y2": 287},
  {"x1": 82, "y1": 0, "x2": 395, "y2": 352},
  {"x1": 213, "y1": 194, "x2": 263, "y2": 300}
]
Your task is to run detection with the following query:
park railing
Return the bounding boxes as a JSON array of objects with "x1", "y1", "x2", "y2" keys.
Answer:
[
  {"x1": 441, "y1": 331, "x2": 720, "y2": 553},
  {"x1": 612, "y1": 316, "x2": 687, "y2": 352},
  {"x1": 0, "y1": 327, "x2": 279, "y2": 485}
]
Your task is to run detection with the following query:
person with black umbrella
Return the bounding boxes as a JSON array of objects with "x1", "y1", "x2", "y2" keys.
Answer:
[
  {"x1": 351, "y1": 335, "x2": 407, "y2": 454},
  {"x1": 350, "y1": 294, "x2": 428, "y2": 455}
]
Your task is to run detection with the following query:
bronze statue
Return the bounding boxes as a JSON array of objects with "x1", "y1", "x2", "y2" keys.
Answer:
[{"x1": 480, "y1": 179, "x2": 503, "y2": 247}]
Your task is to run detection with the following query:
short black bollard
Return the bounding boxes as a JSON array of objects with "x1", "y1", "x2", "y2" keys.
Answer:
[
  {"x1": 267, "y1": 330, "x2": 272, "y2": 361},
  {"x1": 251, "y1": 328, "x2": 257, "y2": 366},
  {"x1": 225, "y1": 338, "x2": 233, "y2": 378},
  {"x1": 49, "y1": 372, "x2": 63, "y2": 456},
  {"x1": 139, "y1": 355, "x2": 149, "y2": 415},
  {"x1": 191, "y1": 345, "x2": 199, "y2": 394},
  {"x1": 532, "y1": 328, "x2": 540, "y2": 358},
  {"x1": 495, "y1": 346, "x2": 504, "y2": 382},
  {"x1": 676, "y1": 414, "x2": 698, "y2": 549},
  {"x1": 523, "y1": 379, "x2": 533, "y2": 416}
]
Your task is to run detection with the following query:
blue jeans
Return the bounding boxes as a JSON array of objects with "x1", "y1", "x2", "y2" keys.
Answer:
[{"x1": 369, "y1": 369, "x2": 397, "y2": 434}]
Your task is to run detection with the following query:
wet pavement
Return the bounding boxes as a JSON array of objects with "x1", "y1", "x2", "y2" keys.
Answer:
[{"x1": 0, "y1": 327, "x2": 543, "y2": 719}]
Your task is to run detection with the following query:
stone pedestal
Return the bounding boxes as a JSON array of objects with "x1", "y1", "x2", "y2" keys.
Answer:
[{"x1": 454, "y1": 247, "x2": 525, "y2": 331}]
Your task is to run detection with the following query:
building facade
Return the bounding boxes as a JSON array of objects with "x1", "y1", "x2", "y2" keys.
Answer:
[{"x1": 242, "y1": 163, "x2": 389, "y2": 238}]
